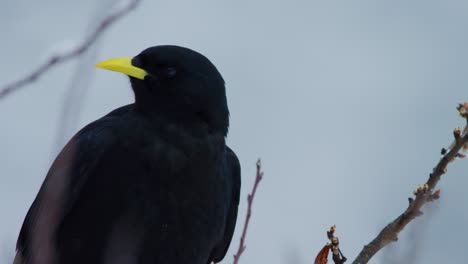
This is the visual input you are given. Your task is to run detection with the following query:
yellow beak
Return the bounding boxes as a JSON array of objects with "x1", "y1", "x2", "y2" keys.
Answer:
[{"x1": 95, "y1": 57, "x2": 147, "y2": 80}]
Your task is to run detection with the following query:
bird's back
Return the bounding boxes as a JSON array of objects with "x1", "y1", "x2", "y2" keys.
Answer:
[{"x1": 16, "y1": 105, "x2": 239, "y2": 264}]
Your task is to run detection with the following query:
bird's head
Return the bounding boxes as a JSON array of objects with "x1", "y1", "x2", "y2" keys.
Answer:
[{"x1": 96, "y1": 45, "x2": 229, "y2": 135}]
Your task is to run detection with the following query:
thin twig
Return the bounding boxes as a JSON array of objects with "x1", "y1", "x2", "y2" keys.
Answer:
[
  {"x1": 352, "y1": 103, "x2": 468, "y2": 264},
  {"x1": 233, "y1": 159, "x2": 264, "y2": 264},
  {"x1": 0, "y1": 0, "x2": 142, "y2": 100}
]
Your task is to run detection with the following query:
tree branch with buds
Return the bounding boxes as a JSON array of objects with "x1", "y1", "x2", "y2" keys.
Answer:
[{"x1": 350, "y1": 103, "x2": 468, "y2": 264}]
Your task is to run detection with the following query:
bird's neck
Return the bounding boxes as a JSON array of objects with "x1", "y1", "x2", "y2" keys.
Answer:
[
  {"x1": 132, "y1": 103, "x2": 223, "y2": 137},
  {"x1": 133, "y1": 98, "x2": 229, "y2": 137}
]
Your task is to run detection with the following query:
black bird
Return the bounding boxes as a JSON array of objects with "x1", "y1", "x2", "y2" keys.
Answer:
[{"x1": 14, "y1": 45, "x2": 241, "y2": 264}]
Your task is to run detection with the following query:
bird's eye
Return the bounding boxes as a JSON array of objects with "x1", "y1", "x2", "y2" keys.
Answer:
[
  {"x1": 131, "y1": 56, "x2": 144, "y2": 68},
  {"x1": 162, "y1": 67, "x2": 177, "y2": 78}
]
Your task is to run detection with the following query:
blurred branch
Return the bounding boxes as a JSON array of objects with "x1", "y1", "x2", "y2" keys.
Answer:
[
  {"x1": 233, "y1": 159, "x2": 264, "y2": 264},
  {"x1": 351, "y1": 103, "x2": 468, "y2": 264},
  {"x1": 54, "y1": 0, "x2": 118, "y2": 151},
  {"x1": 0, "y1": 0, "x2": 142, "y2": 100}
]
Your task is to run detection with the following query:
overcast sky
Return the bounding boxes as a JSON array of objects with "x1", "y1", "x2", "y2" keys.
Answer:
[{"x1": 2, "y1": 1, "x2": 468, "y2": 263}]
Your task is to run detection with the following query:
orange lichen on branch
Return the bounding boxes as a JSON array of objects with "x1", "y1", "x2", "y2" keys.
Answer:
[{"x1": 314, "y1": 225, "x2": 347, "y2": 264}]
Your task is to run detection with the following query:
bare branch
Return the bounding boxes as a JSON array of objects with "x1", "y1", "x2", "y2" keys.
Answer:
[
  {"x1": 352, "y1": 103, "x2": 468, "y2": 264},
  {"x1": 0, "y1": 0, "x2": 142, "y2": 100},
  {"x1": 232, "y1": 159, "x2": 264, "y2": 264}
]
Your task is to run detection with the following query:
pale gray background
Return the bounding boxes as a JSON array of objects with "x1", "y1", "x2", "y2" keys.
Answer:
[{"x1": 1, "y1": 0, "x2": 468, "y2": 263}]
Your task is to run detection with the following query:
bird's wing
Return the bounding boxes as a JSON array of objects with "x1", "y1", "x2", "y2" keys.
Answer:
[
  {"x1": 15, "y1": 106, "x2": 132, "y2": 263},
  {"x1": 211, "y1": 146, "x2": 241, "y2": 263}
]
